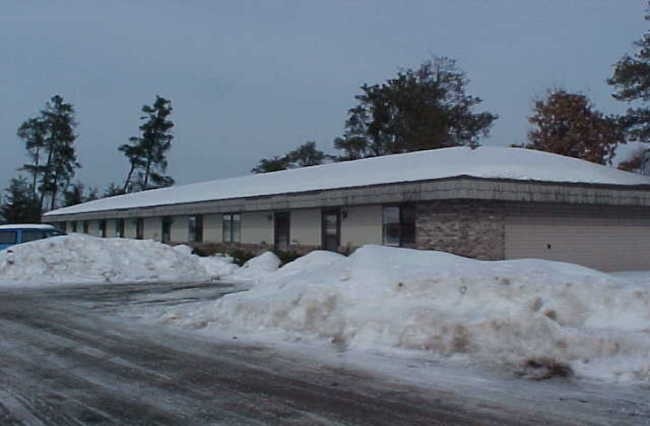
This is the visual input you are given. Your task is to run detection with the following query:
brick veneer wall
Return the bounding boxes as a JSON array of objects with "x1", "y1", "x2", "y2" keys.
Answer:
[{"x1": 416, "y1": 200, "x2": 506, "y2": 260}]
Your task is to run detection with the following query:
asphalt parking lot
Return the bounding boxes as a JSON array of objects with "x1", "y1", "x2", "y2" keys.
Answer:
[{"x1": 0, "y1": 282, "x2": 647, "y2": 425}]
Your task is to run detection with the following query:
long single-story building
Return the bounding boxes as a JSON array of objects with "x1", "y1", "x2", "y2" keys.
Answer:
[{"x1": 44, "y1": 147, "x2": 650, "y2": 271}]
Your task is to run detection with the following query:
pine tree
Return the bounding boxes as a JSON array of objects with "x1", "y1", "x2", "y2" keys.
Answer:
[
  {"x1": 103, "y1": 182, "x2": 124, "y2": 197},
  {"x1": 525, "y1": 90, "x2": 625, "y2": 164},
  {"x1": 334, "y1": 57, "x2": 497, "y2": 159},
  {"x1": 17, "y1": 117, "x2": 47, "y2": 200},
  {"x1": 608, "y1": 3, "x2": 650, "y2": 143},
  {"x1": 120, "y1": 96, "x2": 175, "y2": 192},
  {"x1": 17, "y1": 95, "x2": 80, "y2": 211},
  {"x1": 62, "y1": 182, "x2": 98, "y2": 207},
  {"x1": 1, "y1": 177, "x2": 41, "y2": 223},
  {"x1": 251, "y1": 141, "x2": 330, "y2": 173}
]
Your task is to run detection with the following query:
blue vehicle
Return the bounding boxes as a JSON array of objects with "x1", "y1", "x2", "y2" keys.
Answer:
[{"x1": 0, "y1": 224, "x2": 66, "y2": 251}]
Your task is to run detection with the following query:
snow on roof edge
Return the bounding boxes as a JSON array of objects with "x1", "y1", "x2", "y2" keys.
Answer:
[{"x1": 44, "y1": 147, "x2": 650, "y2": 217}]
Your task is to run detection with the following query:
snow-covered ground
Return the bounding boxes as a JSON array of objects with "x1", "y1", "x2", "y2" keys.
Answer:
[
  {"x1": 0, "y1": 234, "x2": 278, "y2": 287},
  {"x1": 2, "y1": 235, "x2": 649, "y2": 385},
  {"x1": 158, "y1": 246, "x2": 650, "y2": 383}
]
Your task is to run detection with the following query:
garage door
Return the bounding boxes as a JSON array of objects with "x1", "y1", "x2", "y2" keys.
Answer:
[{"x1": 505, "y1": 216, "x2": 650, "y2": 271}]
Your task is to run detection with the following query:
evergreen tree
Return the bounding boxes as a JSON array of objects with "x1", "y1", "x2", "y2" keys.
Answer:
[
  {"x1": 251, "y1": 156, "x2": 290, "y2": 174},
  {"x1": 286, "y1": 141, "x2": 328, "y2": 167},
  {"x1": 103, "y1": 182, "x2": 124, "y2": 197},
  {"x1": 1, "y1": 177, "x2": 41, "y2": 223},
  {"x1": 608, "y1": 3, "x2": 650, "y2": 144},
  {"x1": 525, "y1": 90, "x2": 625, "y2": 165},
  {"x1": 62, "y1": 182, "x2": 98, "y2": 207},
  {"x1": 251, "y1": 142, "x2": 330, "y2": 173},
  {"x1": 120, "y1": 96, "x2": 175, "y2": 192},
  {"x1": 23, "y1": 95, "x2": 80, "y2": 211},
  {"x1": 17, "y1": 117, "x2": 47, "y2": 200},
  {"x1": 334, "y1": 57, "x2": 497, "y2": 159}
]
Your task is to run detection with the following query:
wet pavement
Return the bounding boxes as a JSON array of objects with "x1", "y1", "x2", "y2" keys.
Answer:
[{"x1": 0, "y1": 282, "x2": 646, "y2": 425}]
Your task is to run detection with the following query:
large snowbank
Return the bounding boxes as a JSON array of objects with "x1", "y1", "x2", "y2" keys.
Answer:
[
  {"x1": 0, "y1": 235, "x2": 277, "y2": 286},
  {"x1": 0, "y1": 235, "x2": 212, "y2": 285},
  {"x1": 46, "y1": 147, "x2": 650, "y2": 217},
  {"x1": 162, "y1": 246, "x2": 650, "y2": 382}
]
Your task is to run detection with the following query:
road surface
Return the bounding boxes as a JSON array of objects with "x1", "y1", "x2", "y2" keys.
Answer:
[{"x1": 0, "y1": 282, "x2": 647, "y2": 425}]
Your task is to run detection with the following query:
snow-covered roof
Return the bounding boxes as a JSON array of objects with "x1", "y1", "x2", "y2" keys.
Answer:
[
  {"x1": 0, "y1": 224, "x2": 56, "y2": 230},
  {"x1": 45, "y1": 147, "x2": 650, "y2": 217}
]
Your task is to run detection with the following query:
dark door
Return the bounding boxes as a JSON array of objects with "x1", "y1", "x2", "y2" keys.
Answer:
[
  {"x1": 274, "y1": 212, "x2": 290, "y2": 251},
  {"x1": 322, "y1": 209, "x2": 341, "y2": 252}
]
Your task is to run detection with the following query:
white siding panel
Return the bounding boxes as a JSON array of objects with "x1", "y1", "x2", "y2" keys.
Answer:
[
  {"x1": 241, "y1": 212, "x2": 273, "y2": 245},
  {"x1": 505, "y1": 216, "x2": 650, "y2": 271},
  {"x1": 87, "y1": 220, "x2": 100, "y2": 237},
  {"x1": 125, "y1": 219, "x2": 138, "y2": 239},
  {"x1": 291, "y1": 208, "x2": 321, "y2": 246},
  {"x1": 341, "y1": 205, "x2": 382, "y2": 247},
  {"x1": 204, "y1": 214, "x2": 222, "y2": 243},
  {"x1": 170, "y1": 216, "x2": 188, "y2": 242},
  {"x1": 143, "y1": 217, "x2": 162, "y2": 241}
]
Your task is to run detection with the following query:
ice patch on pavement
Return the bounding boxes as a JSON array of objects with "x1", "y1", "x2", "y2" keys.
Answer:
[{"x1": 161, "y1": 245, "x2": 650, "y2": 383}]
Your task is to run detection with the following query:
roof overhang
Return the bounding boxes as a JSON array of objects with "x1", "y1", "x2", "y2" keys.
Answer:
[{"x1": 44, "y1": 176, "x2": 650, "y2": 222}]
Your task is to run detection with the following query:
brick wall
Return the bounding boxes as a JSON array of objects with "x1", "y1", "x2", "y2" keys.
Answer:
[{"x1": 416, "y1": 201, "x2": 505, "y2": 260}]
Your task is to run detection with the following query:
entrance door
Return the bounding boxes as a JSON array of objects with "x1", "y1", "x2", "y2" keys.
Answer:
[
  {"x1": 274, "y1": 212, "x2": 290, "y2": 251},
  {"x1": 321, "y1": 209, "x2": 341, "y2": 252}
]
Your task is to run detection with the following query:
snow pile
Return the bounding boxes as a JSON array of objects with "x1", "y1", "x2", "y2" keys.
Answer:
[
  {"x1": 197, "y1": 254, "x2": 240, "y2": 280},
  {"x1": 163, "y1": 245, "x2": 650, "y2": 382},
  {"x1": 46, "y1": 146, "x2": 650, "y2": 217},
  {"x1": 227, "y1": 251, "x2": 281, "y2": 283},
  {"x1": 0, "y1": 234, "x2": 212, "y2": 285}
]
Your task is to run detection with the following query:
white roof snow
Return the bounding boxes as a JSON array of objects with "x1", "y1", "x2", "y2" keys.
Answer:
[
  {"x1": 0, "y1": 224, "x2": 56, "y2": 230},
  {"x1": 45, "y1": 147, "x2": 650, "y2": 217}
]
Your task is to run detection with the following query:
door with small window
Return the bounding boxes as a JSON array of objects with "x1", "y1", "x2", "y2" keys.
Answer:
[
  {"x1": 274, "y1": 212, "x2": 290, "y2": 251},
  {"x1": 321, "y1": 209, "x2": 341, "y2": 252},
  {"x1": 161, "y1": 217, "x2": 172, "y2": 243}
]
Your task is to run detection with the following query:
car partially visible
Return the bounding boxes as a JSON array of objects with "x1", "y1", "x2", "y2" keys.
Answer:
[{"x1": 0, "y1": 224, "x2": 66, "y2": 251}]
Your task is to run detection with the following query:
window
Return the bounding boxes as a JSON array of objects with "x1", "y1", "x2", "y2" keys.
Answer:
[
  {"x1": 162, "y1": 217, "x2": 172, "y2": 243},
  {"x1": 188, "y1": 215, "x2": 203, "y2": 243},
  {"x1": 83, "y1": 221, "x2": 89, "y2": 234},
  {"x1": 22, "y1": 230, "x2": 46, "y2": 242},
  {"x1": 71, "y1": 221, "x2": 78, "y2": 233},
  {"x1": 0, "y1": 231, "x2": 17, "y2": 244},
  {"x1": 136, "y1": 218, "x2": 144, "y2": 240},
  {"x1": 222, "y1": 213, "x2": 240, "y2": 243},
  {"x1": 99, "y1": 220, "x2": 107, "y2": 238},
  {"x1": 116, "y1": 219, "x2": 125, "y2": 238},
  {"x1": 61, "y1": 222, "x2": 68, "y2": 233},
  {"x1": 382, "y1": 204, "x2": 416, "y2": 247}
]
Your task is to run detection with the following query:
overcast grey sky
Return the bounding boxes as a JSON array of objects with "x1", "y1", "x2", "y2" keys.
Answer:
[{"x1": 1, "y1": 1, "x2": 646, "y2": 191}]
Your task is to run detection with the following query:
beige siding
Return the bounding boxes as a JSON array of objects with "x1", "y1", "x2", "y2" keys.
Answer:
[
  {"x1": 241, "y1": 212, "x2": 273, "y2": 245},
  {"x1": 505, "y1": 216, "x2": 650, "y2": 271},
  {"x1": 143, "y1": 217, "x2": 162, "y2": 241},
  {"x1": 204, "y1": 214, "x2": 222, "y2": 243},
  {"x1": 125, "y1": 218, "x2": 138, "y2": 239},
  {"x1": 291, "y1": 208, "x2": 321, "y2": 246},
  {"x1": 87, "y1": 220, "x2": 100, "y2": 237},
  {"x1": 170, "y1": 215, "x2": 188, "y2": 242},
  {"x1": 105, "y1": 219, "x2": 117, "y2": 237},
  {"x1": 341, "y1": 205, "x2": 383, "y2": 247}
]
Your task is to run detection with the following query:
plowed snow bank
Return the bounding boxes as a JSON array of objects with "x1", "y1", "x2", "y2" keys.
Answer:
[
  {"x1": 0, "y1": 235, "x2": 279, "y2": 286},
  {"x1": 163, "y1": 245, "x2": 650, "y2": 382}
]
